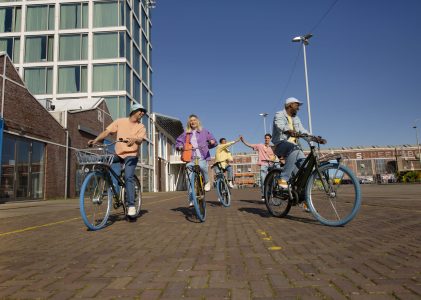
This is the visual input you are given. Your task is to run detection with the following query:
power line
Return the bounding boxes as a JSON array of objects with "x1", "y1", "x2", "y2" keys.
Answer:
[
  {"x1": 278, "y1": 46, "x2": 302, "y2": 106},
  {"x1": 309, "y1": 0, "x2": 340, "y2": 33}
]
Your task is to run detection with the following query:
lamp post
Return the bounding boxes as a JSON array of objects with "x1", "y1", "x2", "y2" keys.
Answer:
[
  {"x1": 292, "y1": 33, "x2": 313, "y2": 134},
  {"x1": 412, "y1": 119, "x2": 421, "y2": 165},
  {"x1": 259, "y1": 113, "x2": 268, "y2": 134}
]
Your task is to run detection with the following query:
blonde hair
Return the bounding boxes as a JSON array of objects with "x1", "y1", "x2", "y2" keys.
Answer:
[{"x1": 186, "y1": 114, "x2": 203, "y2": 132}]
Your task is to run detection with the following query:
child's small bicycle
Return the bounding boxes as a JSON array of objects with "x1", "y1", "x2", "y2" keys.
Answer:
[{"x1": 76, "y1": 140, "x2": 142, "y2": 230}]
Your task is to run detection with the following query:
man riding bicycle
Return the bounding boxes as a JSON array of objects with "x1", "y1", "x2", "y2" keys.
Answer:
[
  {"x1": 272, "y1": 97, "x2": 325, "y2": 189},
  {"x1": 88, "y1": 103, "x2": 146, "y2": 217},
  {"x1": 214, "y1": 137, "x2": 241, "y2": 188}
]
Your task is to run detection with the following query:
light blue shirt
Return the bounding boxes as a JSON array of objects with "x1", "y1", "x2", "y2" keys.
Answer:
[{"x1": 272, "y1": 109, "x2": 308, "y2": 145}]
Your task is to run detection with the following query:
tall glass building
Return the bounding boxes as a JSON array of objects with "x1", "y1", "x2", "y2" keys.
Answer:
[{"x1": 0, "y1": 0, "x2": 155, "y2": 191}]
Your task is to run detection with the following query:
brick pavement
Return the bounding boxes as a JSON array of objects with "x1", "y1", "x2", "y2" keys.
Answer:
[{"x1": 0, "y1": 184, "x2": 420, "y2": 299}]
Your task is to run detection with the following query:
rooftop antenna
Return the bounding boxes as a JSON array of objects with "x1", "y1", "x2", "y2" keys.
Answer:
[{"x1": 146, "y1": 0, "x2": 156, "y2": 8}]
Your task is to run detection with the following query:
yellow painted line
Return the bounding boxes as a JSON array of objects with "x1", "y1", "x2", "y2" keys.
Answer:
[
  {"x1": 0, "y1": 194, "x2": 186, "y2": 237},
  {"x1": 263, "y1": 237, "x2": 272, "y2": 241},
  {"x1": 268, "y1": 246, "x2": 282, "y2": 251},
  {"x1": 0, "y1": 217, "x2": 80, "y2": 237}
]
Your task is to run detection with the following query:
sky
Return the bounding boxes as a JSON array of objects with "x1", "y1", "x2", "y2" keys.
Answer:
[{"x1": 151, "y1": 0, "x2": 421, "y2": 153}]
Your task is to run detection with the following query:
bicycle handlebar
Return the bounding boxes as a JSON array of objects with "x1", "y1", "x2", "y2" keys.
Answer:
[
  {"x1": 295, "y1": 133, "x2": 327, "y2": 145},
  {"x1": 88, "y1": 138, "x2": 128, "y2": 148}
]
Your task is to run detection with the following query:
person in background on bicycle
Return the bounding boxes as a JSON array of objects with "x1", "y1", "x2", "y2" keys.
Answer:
[
  {"x1": 272, "y1": 97, "x2": 325, "y2": 189},
  {"x1": 88, "y1": 103, "x2": 146, "y2": 217},
  {"x1": 240, "y1": 134, "x2": 275, "y2": 201},
  {"x1": 176, "y1": 114, "x2": 217, "y2": 205},
  {"x1": 214, "y1": 137, "x2": 241, "y2": 189}
]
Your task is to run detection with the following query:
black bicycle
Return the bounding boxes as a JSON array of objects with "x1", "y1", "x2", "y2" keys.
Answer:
[
  {"x1": 264, "y1": 134, "x2": 361, "y2": 226},
  {"x1": 76, "y1": 140, "x2": 142, "y2": 230},
  {"x1": 212, "y1": 162, "x2": 231, "y2": 207}
]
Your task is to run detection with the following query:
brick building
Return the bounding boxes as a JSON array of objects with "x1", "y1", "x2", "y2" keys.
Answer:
[{"x1": 0, "y1": 53, "x2": 112, "y2": 202}]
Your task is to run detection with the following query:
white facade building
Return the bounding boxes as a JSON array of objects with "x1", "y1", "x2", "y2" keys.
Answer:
[{"x1": 0, "y1": 0, "x2": 155, "y2": 190}]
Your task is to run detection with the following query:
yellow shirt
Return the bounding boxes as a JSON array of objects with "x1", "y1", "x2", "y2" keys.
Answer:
[
  {"x1": 106, "y1": 118, "x2": 146, "y2": 158},
  {"x1": 287, "y1": 115, "x2": 297, "y2": 144},
  {"x1": 215, "y1": 141, "x2": 235, "y2": 169}
]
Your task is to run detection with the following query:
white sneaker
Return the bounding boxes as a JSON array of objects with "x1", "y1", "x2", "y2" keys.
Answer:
[
  {"x1": 261, "y1": 196, "x2": 265, "y2": 202},
  {"x1": 204, "y1": 182, "x2": 211, "y2": 192},
  {"x1": 189, "y1": 201, "x2": 194, "y2": 207},
  {"x1": 228, "y1": 181, "x2": 234, "y2": 188},
  {"x1": 127, "y1": 206, "x2": 137, "y2": 217}
]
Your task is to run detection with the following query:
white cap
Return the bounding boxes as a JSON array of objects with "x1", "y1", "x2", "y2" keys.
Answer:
[
  {"x1": 285, "y1": 97, "x2": 303, "y2": 106},
  {"x1": 130, "y1": 103, "x2": 146, "y2": 114}
]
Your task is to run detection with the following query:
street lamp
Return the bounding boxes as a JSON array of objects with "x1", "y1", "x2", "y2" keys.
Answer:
[
  {"x1": 259, "y1": 113, "x2": 268, "y2": 134},
  {"x1": 292, "y1": 33, "x2": 313, "y2": 134},
  {"x1": 413, "y1": 120, "x2": 421, "y2": 165}
]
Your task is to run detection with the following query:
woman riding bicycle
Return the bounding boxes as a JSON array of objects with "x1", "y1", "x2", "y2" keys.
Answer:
[
  {"x1": 88, "y1": 103, "x2": 146, "y2": 217},
  {"x1": 176, "y1": 114, "x2": 217, "y2": 206}
]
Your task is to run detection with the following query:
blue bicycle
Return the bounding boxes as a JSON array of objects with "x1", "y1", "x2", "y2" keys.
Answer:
[
  {"x1": 212, "y1": 162, "x2": 231, "y2": 207},
  {"x1": 76, "y1": 140, "x2": 142, "y2": 230}
]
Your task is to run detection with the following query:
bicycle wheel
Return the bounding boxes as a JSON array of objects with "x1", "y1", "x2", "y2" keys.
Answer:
[
  {"x1": 217, "y1": 178, "x2": 231, "y2": 207},
  {"x1": 264, "y1": 169, "x2": 291, "y2": 217},
  {"x1": 80, "y1": 171, "x2": 112, "y2": 230},
  {"x1": 123, "y1": 175, "x2": 142, "y2": 216},
  {"x1": 190, "y1": 171, "x2": 206, "y2": 222},
  {"x1": 306, "y1": 163, "x2": 361, "y2": 226}
]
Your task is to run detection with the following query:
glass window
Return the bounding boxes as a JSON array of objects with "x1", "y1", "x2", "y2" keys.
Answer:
[
  {"x1": 142, "y1": 168, "x2": 150, "y2": 192},
  {"x1": 26, "y1": 5, "x2": 54, "y2": 31},
  {"x1": 142, "y1": 115, "x2": 150, "y2": 140},
  {"x1": 93, "y1": 63, "x2": 125, "y2": 92},
  {"x1": 126, "y1": 64, "x2": 131, "y2": 93},
  {"x1": 0, "y1": 135, "x2": 15, "y2": 202},
  {"x1": 104, "y1": 96, "x2": 119, "y2": 120},
  {"x1": 31, "y1": 141, "x2": 45, "y2": 199},
  {"x1": 141, "y1": 33, "x2": 148, "y2": 60},
  {"x1": 25, "y1": 35, "x2": 54, "y2": 62},
  {"x1": 60, "y1": 3, "x2": 88, "y2": 29},
  {"x1": 24, "y1": 67, "x2": 53, "y2": 94},
  {"x1": 125, "y1": 3, "x2": 131, "y2": 33},
  {"x1": 125, "y1": 33, "x2": 131, "y2": 63},
  {"x1": 93, "y1": 32, "x2": 119, "y2": 59},
  {"x1": 93, "y1": 1, "x2": 123, "y2": 27},
  {"x1": 0, "y1": 37, "x2": 20, "y2": 63},
  {"x1": 142, "y1": 84, "x2": 148, "y2": 108},
  {"x1": 141, "y1": 7, "x2": 147, "y2": 33},
  {"x1": 58, "y1": 66, "x2": 87, "y2": 93},
  {"x1": 142, "y1": 58, "x2": 148, "y2": 85},
  {"x1": 133, "y1": 75, "x2": 140, "y2": 102},
  {"x1": 59, "y1": 34, "x2": 87, "y2": 61},
  {"x1": 0, "y1": 6, "x2": 21, "y2": 32},
  {"x1": 133, "y1": 0, "x2": 140, "y2": 20},
  {"x1": 141, "y1": 141, "x2": 149, "y2": 165},
  {"x1": 133, "y1": 19, "x2": 140, "y2": 46},
  {"x1": 133, "y1": 47, "x2": 140, "y2": 75}
]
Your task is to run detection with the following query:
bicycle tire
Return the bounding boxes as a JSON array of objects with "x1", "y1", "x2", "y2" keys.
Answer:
[
  {"x1": 190, "y1": 171, "x2": 206, "y2": 222},
  {"x1": 264, "y1": 169, "x2": 291, "y2": 217},
  {"x1": 306, "y1": 163, "x2": 361, "y2": 226},
  {"x1": 217, "y1": 178, "x2": 231, "y2": 207},
  {"x1": 80, "y1": 171, "x2": 112, "y2": 230},
  {"x1": 122, "y1": 175, "x2": 142, "y2": 217}
]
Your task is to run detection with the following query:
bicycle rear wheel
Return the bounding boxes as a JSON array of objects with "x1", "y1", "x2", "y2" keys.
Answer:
[
  {"x1": 191, "y1": 171, "x2": 206, "y2": 222},
  {"x1": 217, "y1": 178, "x2": 231, "y2": 207},
  {"x1": 264, "y1": 169, "x2": 291, "y2": 217},
  {"x1": 306, "y1": 163, "x2": 361, "y2": 226},
  {"x1": 122, "y1": 175, "x2": 142, "y2": 217},
  {"x1": 80, "y1": 171, "x2": 112, "y2": 230}
]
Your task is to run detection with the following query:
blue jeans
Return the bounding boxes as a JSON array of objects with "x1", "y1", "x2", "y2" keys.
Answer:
[
  {"x1": 274, "y1": 141, "x2": 305, "y2": 182},
  {"x1": 186, "y1": 159, "x2": 209, "y2": 201},
  {"x1": 111, "y1": 156, "x2": 138, "y2": 207},
  {"x1": 213, "y1": 165, "x2": 233, "y2": 181},
  {"x1": 260, "y1": 165, "x2": 269, "y2": 196}
]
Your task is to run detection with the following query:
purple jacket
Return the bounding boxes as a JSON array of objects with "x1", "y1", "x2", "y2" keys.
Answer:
[{"x1": 176, "y1": 128, "x2": 217, "y2": 161}]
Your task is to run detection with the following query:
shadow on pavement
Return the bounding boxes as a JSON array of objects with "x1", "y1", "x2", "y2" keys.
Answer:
[
  {"x1": 285, "y1": 214, "x2": 321, "y2": 225},
  {"x1": 171, "y1": 207, "x2": 203, "y2": 223},
  {"x1": 90, "y1": 209, "x2": 149, "y2": 230},
  {"x1": 207, "y1": 200, "x2": 223, "y2": 207},
  {"x1": 238, "y1": 207, "x2": 271, "y2": 218},
  {"x1": 239, "y1": 199, "x2": 265, "y2": 205}
]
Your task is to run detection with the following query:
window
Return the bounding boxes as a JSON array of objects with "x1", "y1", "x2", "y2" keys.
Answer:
[
  {"x1": 141, "y1": 33, "x2": 148, "y2": 60},
  {"x1": 59, "y1": 34, "x2": 87, "y2": 61},
  {"x1": 25, "y1": 35, "x2": 54, "y2": 62},
  {"x1": 93, "y1": 32, "x2": 119, "y2": 59},
  {"x1": 60, "y1": 3, "x2": 88, "y2": 29},
  {"x1": 24, "y1": 67, "x2": 53, "y2": 94},
  {"x1": 125, "y1": 33, "x2": 131, "y2": 63},
  {"x1": 142, "y1": 58, "x2": 148, "y2": 85},
  {"x1": 133, "y1": 0, "x2": 140, "y2": 20},
  {"x1": 133, "y1": 19, "x2": 140, "y2": 46},
  {"x1": 133, "y1": 47, "x2": 140, "y2": 74},
  {"x1": 93, "y1": 1, "x2": 124, "y2": 28},
  {"x1": 133, "y1": 75, "x2": 140, "y2": 102},
  {"x1": 141, "y1": 7, "x2": 147, "y2": 35},
  {"x1": 142, "y1": 84, "x2": 148, "y2": 109},
  {"x1": 58, "y1": 66, "x2": 87, "y2": 93},
  {"x1": 26, "y1": 5, "x2": 54, "y2": 31},
  {"x1": 0, "y1": 37, "x2": 20, "y2": 63},
  {"x1": 0, "y1": 6, "x2": 21, "y2": 32},
  {"x1": 92, "y1": 63, "x2": 125, "y2": 92}
]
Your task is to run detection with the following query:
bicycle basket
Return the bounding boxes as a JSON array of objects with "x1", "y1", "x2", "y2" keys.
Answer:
[{"x1": 76, "y1": 148, "x2": 114, "y2": 166}]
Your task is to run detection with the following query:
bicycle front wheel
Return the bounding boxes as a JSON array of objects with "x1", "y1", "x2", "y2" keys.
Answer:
[
  {"x1": 217, "y1": 178, "x2": 231, "y2": 207},
  {"x1": 80, "y1": 171, "x2": 112, "y2": 230},
  {"x1": 264, "y1": 169, "x2": 291, "y2": 217},
  {"x1": 191, "y1": 171, "x2": 206, "y2": 222},
  {"x1": 306, "y1": 163, "x2": 361, "y2": 226}
]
